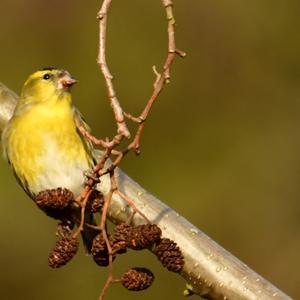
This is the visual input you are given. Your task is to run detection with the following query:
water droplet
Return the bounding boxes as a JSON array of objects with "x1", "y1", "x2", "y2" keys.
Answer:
[
  {"x1": 197, "y1": 274, "x2": 201, "y2": 280},
  {"x1": 223, "y1": 296, "x2": 228, "y2": 300},
  {"x1": 255, "y1": 278, "x2": 260, "y2": 282},
  {"x1": 216, "y1": 266, "x2": 222, "y2": 272},
  {"x1": 258, "y1": 290, "x2": 262, "y2": 294},
  {"x1": 165, "y1": 214, "x2": 169, "y2": 218},
  {"x1": 137, "y1": 191, "x2": 143, "y2": 196},
  {"x1": 242, "y1": 280, "x2": 246, "y2": 285},
  {"x1": 176, "y1": 213, "x2": 180, "y2": 217},
  {"x1": 163, "y1": 225, "x2": 167, "y2": 230},
  {"x1": 190, "y1": 228, "x2": 198, "y2": 235},
  {"x1": 194, "y1": 263, "x2": 199, "y2": 267},
  {"x1": 219, "y1": 282, "x2": 224, "y2": 288},
  {"x1": 272, "y1": 292, "x2": 278, "y2": 297},
  {"x1": 223, "y1": 266, "x2": 228, "y2": 271},
  {"x1": 207, "y1": 253, "x2": 214, "y2": 260},
  {"x1": 243, "y1": 276, "x2": 248, "y2": 281}
]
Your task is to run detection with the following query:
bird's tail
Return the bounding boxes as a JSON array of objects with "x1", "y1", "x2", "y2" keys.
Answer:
[{"x1": 81, "y1": 211, "x2": 98, "y2": 253}]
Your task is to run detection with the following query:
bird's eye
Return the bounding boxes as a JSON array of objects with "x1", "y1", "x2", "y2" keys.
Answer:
[{"x1": 43, "y1": 74, "x2": 51, "y2": 80}]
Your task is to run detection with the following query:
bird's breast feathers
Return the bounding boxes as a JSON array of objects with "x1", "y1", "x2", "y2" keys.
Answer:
[{"x1": 4, "y1": 99, "x2": 93, "y2": 196}]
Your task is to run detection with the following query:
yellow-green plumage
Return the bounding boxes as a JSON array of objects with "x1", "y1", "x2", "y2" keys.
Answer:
[
  {"x1": 2, "y1": 68, "x2": 95, "y2": 197},
  {"x1": 2, "y1": 68, "x2": 97, "y2": 251}
]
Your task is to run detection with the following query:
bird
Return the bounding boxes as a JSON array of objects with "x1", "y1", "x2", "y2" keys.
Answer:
[{"x1": 2, "y1": 67, "x2": 98, "y2": 251}]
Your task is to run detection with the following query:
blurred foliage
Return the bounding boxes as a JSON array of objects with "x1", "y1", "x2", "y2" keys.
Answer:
[{"x1": 0, "y1": 0, "x2": 300, "y2": 299}]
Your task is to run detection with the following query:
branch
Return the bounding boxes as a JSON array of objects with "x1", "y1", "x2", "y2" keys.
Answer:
[
  {"x1": 97, "y1": 0, "x2": 130, "y2": 139},
  {"x1": 0, "y1": 83, "x2": 291, "y2": 300}
]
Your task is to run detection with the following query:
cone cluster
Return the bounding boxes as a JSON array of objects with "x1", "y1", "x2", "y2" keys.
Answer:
[
  {"x1": 107, "y1": 223, "x2": 184, "y2": 274},
  {"x1": 36, "y1": 187, "x2": 185, "y2": 297}
]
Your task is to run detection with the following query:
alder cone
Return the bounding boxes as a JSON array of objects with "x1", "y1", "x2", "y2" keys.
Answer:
[
  {"x1": 92, "y1": 233, "x2": 115, "y2": 266},
  {"x1": 121, "y1": 267, "x2": 154, "y2": 291},
  {"x1": 114, "y1": 223, "x2": 162, "y2": 250},
  {"x1": 48, "y1": 236, "x2": 79, "y2": 268},
  {"x1": 152, "y1": 238, "x2": 184, "y2": 272},
  {"x1": 113, "y1": 224, "x2": 131, "y2": 245},
  {"x1": 88, "y1": 189, "x2": 104, "y2": 213},
  {"x1": 35, "y1": 188, "x2": 74, "y2": 220}
]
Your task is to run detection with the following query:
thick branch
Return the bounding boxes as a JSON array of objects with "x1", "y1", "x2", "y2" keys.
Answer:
[{"x1": 0, "y1": 83, "x2": 291, "y2": 300}]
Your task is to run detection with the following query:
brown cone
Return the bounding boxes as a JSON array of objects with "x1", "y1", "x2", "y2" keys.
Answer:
[
  {"x1": 113, "y1": 223, "x2": 162, "y2": 251},
  {"x1": 113, "y1": 223, "x2": 132, "y2": 245},
  {"x1": 88, "y1": 189, "x2": 104, "y2": 213},
  {"x1": 48, "y1": 236, "x2": 79, "y2": 268},
  {"x1": 129, "y1": 224, "x2": 162, "y2": 250},
  {"x1": 152, "y1": 238, "x2": 184, "y2": 273},
  {"x1": 35, "y1": 188, "x2": 74, "y2": 220},
  {"x1": 112, "y1": 240, "x2": 127, "y2": 254},
  {"x1": 121, "y1": 267, "x2": 154, "y2": 291},
  {"x1": 91, "y1": 233, "x2": 115, "y2": 266}
]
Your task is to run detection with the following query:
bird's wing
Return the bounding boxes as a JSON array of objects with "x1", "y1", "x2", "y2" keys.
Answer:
[
  {"x1": 2, "y1": 120, "x2": 33, "y2": 197},
  {"x1": 73, "y1": 107, "x2": 97, "y2": 166}
]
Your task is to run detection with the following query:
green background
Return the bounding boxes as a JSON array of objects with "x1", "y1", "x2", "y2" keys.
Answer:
[{"x1": 0, "y1": 0, "x2": 300, "y2": 299}]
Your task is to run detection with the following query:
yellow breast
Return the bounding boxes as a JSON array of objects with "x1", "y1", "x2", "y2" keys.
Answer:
[{"x1": 4, "y1": 97, "x2": 93, "y2": 196}]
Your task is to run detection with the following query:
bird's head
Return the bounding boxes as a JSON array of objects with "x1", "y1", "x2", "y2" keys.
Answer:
[{"x1": 21, "y1": 67, "x2": 77, "y2": 103}]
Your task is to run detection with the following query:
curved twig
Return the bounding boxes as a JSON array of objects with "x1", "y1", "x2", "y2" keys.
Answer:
[{"x1": 97, "y1": 0, "x2": 130, "y2": 139}]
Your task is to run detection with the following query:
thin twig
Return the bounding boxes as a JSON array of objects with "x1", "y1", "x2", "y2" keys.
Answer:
[
  {"x1": 98, "y1": 174, "x2": 117, "y2": 300},
  {"x1": 97, "y1": 0, "x2": 130, "y2": 138},
  {"x1": 118, "y1": 0, "x2": 186, "y2": 155},
  {"x1": 72, "y1": 189, "x2": 93, "y2": 238},
  {"x1": 117, "y1": 190, "x2": 150, "y2": 224},
  {"x1": 72, "y1": 148, "x2": 112, "y2": 238},
  {"x1": 76, "y1": 123, "x2": 111, "y2": 148},
  {"x1": 78, "y1": 0, "x2": 185, "y2": 298}
]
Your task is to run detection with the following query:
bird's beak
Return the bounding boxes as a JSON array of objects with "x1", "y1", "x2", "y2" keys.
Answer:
[{"x1": 58, "y1": 74, "x2": 77, "y2": 89}]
